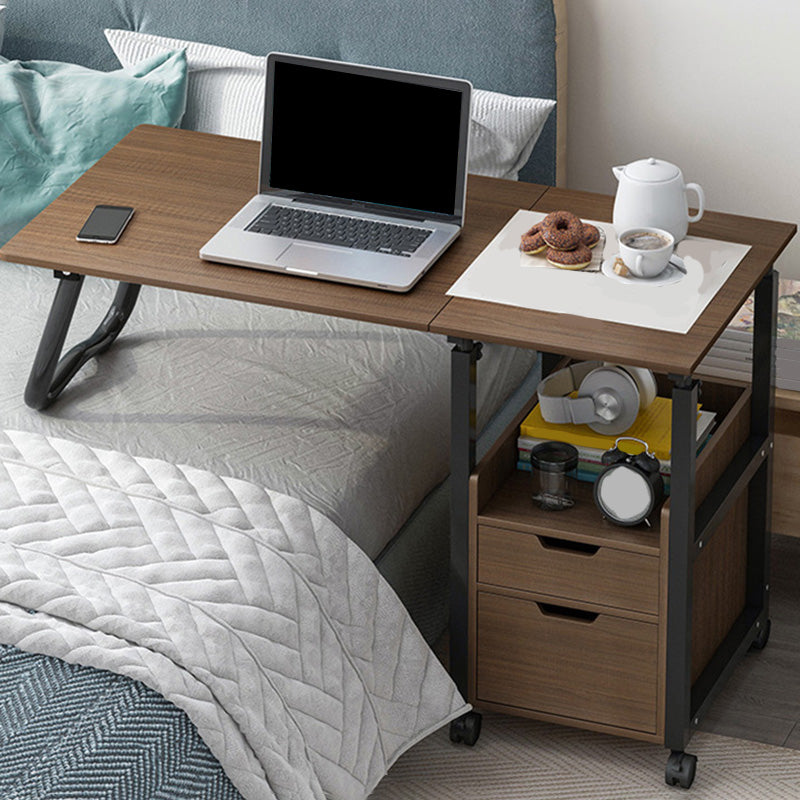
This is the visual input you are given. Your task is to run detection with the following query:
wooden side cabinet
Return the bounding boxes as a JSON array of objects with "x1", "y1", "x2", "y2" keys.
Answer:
[{"x1": 468, "y1": 377, "x2": 753, "y2": 745}]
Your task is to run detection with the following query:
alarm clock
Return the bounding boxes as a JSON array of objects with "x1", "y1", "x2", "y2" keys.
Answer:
[{"x1": 593, "y1": 437, "x2": 664, "y2": 527}]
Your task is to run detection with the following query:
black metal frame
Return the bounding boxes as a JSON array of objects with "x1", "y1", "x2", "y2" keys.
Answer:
[
  {"x1": 24, "y1": 272, "x2": 140, "y2": 410},
  {"x1": 663, "y1": 269, "x2": 777, "y2": 768},
  {"x1": 448, "y1": 270, "x2": 778, "y2": 779},
  {"x1": 448, "y1": 336, "x2": 481, "y2": 698}
]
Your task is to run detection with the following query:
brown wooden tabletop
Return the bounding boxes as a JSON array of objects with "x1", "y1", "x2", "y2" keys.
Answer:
[
  {"x1": 1, "y1": 125, "x2": 794, "y2": 375},
  {"x1": 0, "y1": 125, "x2": 548, "y2": 333},
  {"x1": 430, "y1": 186, "x2": 796, "y2": 375}
]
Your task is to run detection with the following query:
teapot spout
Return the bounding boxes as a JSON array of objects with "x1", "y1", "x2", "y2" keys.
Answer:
[{"x1": 612, "y1": 165, "x2": 624, "y2": 181}]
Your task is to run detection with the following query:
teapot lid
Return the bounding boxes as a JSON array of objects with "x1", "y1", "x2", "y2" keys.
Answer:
[{"x1": 623, "y1": 157, "x2": 680, "y2": 183}]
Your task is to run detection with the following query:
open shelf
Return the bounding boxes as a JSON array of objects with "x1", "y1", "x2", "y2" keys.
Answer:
[{"x1": 479, "y1": 470, "x2": 660, "y2": 556}]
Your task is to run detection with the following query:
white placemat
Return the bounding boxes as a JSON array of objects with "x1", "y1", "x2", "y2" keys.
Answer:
[{"x1": 447, "y1": 210, "x2": 752, "y2": 334}]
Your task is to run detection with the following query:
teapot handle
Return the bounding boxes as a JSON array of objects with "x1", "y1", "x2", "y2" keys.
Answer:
[{"x1": 686, "y1": 183, "x2": 705, "y2": 223}]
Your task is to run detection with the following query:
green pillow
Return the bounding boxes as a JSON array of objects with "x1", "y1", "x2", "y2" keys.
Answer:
[{"x1": 0, "y1": 50, "x2": 187, "y2": 246}]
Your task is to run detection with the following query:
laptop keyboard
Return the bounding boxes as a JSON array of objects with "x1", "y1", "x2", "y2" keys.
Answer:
[{"x1": 246, "y1": 205, "x2": 433, "y2": 257}]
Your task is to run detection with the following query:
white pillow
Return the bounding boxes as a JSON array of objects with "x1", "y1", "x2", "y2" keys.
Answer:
[
  {"x1": 104, "y1": 29, "x2": 555, "y2": 180},
  {"x1": 104, "y1": 28, "x2": 265, "y2": 139},
  {"x1": 468, "y1": 89, "x2": 555, "y2": 180}
]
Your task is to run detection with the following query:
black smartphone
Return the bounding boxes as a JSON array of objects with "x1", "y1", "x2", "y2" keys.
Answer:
[{"x1": 76, "y1": 205, "x2": 135, "y2": 244}]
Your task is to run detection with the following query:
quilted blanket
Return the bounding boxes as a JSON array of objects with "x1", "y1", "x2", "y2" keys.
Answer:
[{"x1": 0, "y1": 430, "x2": 468, "y2": 800}]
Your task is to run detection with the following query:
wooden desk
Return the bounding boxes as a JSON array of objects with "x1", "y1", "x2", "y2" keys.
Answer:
[
  {"x1": 1, "y1": 124, "x2": 795, "y2": 788},
  {"x1": 0, "y1": 124, "x2": 548, "y2": 409},
  {"x1": 4, "y1": 125, "x2": 790, "y2": 372},
  {"x1": 0, "y1": 124, "x2": 548, "y2": 333}
]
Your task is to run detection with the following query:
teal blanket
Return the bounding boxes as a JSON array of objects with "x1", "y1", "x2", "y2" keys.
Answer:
[{"x1": 0, "y1": 50, "x2": 186, "y2": 245}]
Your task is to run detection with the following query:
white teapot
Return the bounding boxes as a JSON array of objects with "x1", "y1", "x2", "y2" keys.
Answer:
[{"x1": 612, "y1": 157, "x2": 705, "y2": 243}]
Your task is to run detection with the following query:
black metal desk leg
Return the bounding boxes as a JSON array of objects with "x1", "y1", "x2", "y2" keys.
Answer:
[
  {"x1": 447, "y1": 336, "x2": 483, "y2": 746},
  {"x1": 664, "y1": 374, "x2": 699, "y2": 788},
  {"x1": 664, "y1": 272, "x2": 777, "y2": 788},
  {"x1": 25, "y1": 272, "x2": 141, "y2": 410},
  {"x1": 748, "y1": 269, "x2": 778, "y2": 650}
]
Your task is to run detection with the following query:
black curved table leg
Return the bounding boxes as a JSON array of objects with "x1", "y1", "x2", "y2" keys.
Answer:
[{"x1": 24, "y1": 272, "x2": 141, "y2": 410}]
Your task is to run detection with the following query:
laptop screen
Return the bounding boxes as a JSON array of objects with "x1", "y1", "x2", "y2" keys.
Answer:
[{"x1": 261, "y1": 55, "x2": 471, "y2": 219}]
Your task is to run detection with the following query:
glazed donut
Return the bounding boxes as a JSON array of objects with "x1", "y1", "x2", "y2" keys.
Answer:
[
  {"x1": 520, "y1": 223, "x2": 547, "y2": 254},
  {"x1": 546, "y1": 244, "x2": 592, "y2": 270},
  {"x1": 541, "y1": 211, "x2": 583, "y2": 250},
  {"x1": 580, "y1": 223, "x2": 601, "y2": 248}
]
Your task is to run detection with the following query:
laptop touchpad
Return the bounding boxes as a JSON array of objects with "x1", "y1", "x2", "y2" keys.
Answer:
[{"x1": 278, "y1": 242, "x2": 377, "y2": 276}]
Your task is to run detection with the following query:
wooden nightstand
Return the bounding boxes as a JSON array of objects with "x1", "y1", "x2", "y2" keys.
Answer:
[{"x1": 468, "y1": 377, "x2": 752, "y2": 747}]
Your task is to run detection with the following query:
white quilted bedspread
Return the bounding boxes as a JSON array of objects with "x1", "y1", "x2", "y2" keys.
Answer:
[{"x1": 0, "y1": 430, "x2": 468, "y2": 800}]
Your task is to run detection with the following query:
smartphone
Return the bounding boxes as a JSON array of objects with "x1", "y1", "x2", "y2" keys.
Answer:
[{"x1": 76, "y1": 205, "x2": 135, "y2": 244}]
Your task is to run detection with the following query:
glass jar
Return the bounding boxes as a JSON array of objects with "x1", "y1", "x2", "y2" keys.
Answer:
[{"x1": 530, "y1": 441, "x2": 578, "y2": 511}]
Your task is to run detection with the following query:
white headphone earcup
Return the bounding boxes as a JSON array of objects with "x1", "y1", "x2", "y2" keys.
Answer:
[
  {"x1": 622, "y1": 366, "x2": 658, "y2": 410},
  {"x1": 578, "y1": 367, "x2": 641, "y2": 435}
]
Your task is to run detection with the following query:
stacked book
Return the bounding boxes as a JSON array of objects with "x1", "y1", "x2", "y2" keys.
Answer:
[{"x1": 517, "y1": 396, "x2": 717, "y2": 494}]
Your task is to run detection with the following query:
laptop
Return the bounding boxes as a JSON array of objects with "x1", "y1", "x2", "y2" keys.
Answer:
[{"x1": 199, "y1": 52, "x2": 472, "y2": 292}]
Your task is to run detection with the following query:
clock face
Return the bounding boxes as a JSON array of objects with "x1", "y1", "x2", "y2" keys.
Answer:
[{"x1": 595, "y1": 464, "x2": 653, "y2": 524}]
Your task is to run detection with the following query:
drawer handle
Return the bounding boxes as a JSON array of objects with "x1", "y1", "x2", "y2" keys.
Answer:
[
  {"x1": 536, "y1": 602, "x2": 599, "y2": 623},
  {"x1": 537, "y1": 535, "x2": 600, "y2": 556}
]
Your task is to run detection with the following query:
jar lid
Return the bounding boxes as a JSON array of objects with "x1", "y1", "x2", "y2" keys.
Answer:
[
  {"x1": 530, "y1": 441, "x2": 579, "y2": 473},
  {"x1": 623, "y1": 157, "x2": 680, "y2": 183}
]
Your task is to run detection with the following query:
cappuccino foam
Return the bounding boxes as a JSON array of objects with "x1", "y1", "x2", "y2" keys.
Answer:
[{"x1": 621, "y1": 231, "x2": 670, "y2": 250}]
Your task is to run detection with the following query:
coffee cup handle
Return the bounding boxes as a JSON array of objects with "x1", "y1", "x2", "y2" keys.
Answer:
[
  {"x1": 634, "y1": 254, "x2": 644, "y2": 275},
  {"x1": 686, "y1": 182, "x2": 705, "y2": 223}
]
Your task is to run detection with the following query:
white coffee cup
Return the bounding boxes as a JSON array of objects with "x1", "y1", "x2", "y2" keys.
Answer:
[{"x1": 618, "y1": 227, "x2": 675, "y2": 279}]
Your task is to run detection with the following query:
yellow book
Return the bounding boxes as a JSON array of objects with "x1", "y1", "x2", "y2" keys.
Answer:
[{"x1": 520, "y1": 396, "x2": 699, "y2": 462}]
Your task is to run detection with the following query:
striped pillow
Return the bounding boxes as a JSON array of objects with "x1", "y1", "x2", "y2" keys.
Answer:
[
  {"x1": 104, "y1": 29, "x2": 555, "y2": 180},
  {"x1": 105, "y1": 29, "x2": 265, "y2": 140}
]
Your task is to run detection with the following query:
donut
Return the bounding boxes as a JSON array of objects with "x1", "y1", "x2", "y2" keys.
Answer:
[
  {"x1": 546, "y1": 244, "x2": 592, "y2": 270},
  {"x1": 520, "y1": 223, "x2": 547, "y2": 254},
  {"x1": 580, "y1": 223, "x2": 601, "y2": 248},
  {"x1": 540, "y1": 210, "x2": 583, "y2": 250}
]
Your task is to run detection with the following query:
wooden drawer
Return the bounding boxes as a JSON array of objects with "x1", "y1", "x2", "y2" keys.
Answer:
[
  {"x1": 478, "y1": 525, "x2": 659, "y2": 615},
  {"x1": 476, "y1": 591, "x2": 658, "y2": 733}
]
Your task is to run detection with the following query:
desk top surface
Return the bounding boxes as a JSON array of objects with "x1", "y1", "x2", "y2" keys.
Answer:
[
  {"x1": 1, "y1": 125, "x2": 795, "y2": 374},
  {"x1": 433, "y1": 187, "x2": 796, "y2": 373},
  {"x1": 0, "y1": 125, "x2": 547, "y2": 334}
]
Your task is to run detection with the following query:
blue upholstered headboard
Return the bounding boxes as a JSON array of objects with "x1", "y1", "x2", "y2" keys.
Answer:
[{"x1": 2, "y1": 0, "x2": 564, "y2": 185}]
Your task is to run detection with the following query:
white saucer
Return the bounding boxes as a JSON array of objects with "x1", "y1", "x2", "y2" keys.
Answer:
[{"x1": 601, "y1": 254, "x2": 686, "y2": 286}]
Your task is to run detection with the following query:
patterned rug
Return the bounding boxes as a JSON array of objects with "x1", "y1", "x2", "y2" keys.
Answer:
[
  {"x1": 370, "y1": 711, "x2": 800, "y2": 799},
  {"x1": 0, "y1": 645, "x2": 241, "y2": 800}
]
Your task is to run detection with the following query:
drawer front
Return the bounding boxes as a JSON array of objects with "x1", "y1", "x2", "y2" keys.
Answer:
[
  {"x1": 478, "y1": 525, "x2": 659, "y2": 615},
  {"x1": 476, "y1": 591, "x2": 658, "y2": 733}
]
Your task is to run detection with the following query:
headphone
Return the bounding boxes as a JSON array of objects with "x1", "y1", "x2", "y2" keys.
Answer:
[{"x1": 536, "y1": 360, "x2": 657, "y2": 435}]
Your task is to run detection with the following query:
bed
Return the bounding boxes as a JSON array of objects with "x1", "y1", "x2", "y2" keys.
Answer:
[{"x1": 0, "y1": 1, "x2": 565, "y2": 798}]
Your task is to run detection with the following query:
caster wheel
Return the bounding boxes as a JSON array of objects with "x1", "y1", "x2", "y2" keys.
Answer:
[
  {"x1": 449, "y1": 711, "x2": 482, "y2": 746},
  {"x1": 751, "y1": 618, "x2": 771, "y2": 651},
  {"x1": 665, "y1": 750, "x2": 697, "y2": 789}
]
